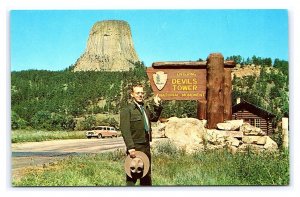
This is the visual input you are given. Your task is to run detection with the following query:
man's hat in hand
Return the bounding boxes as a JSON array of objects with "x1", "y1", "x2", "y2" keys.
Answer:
[{"x1": 124, "y1": 151, "x2": 150, "y2": 178}]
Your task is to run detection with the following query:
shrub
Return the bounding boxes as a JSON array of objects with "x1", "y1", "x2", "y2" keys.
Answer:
[
  {"x1": 81, "y1": 115, "x2": 96, "y2": 130},
  {"x1": 11, "y1": 111, "x2": 27, "y2": 129},
  {"x1": 153, "y1": 140, "x2": 180, "y2": 156}
]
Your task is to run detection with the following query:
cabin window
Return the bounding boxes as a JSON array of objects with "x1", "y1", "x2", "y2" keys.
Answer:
[
  {"x1": 255, "y1": 119, "x2": 261, "y2": 128},
  {"x1": 249, "y1": 118, "x2": 261, "y2": 128}
]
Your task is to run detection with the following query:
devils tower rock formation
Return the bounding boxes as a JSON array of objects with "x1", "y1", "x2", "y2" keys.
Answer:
[{"x1": 73, "y1": 20, "x2": 139, "y2": 72}]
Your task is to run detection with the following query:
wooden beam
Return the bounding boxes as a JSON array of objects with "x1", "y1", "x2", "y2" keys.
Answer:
[
  {"x1": 207, "y1": 53, "x2": 224, "y2": 129},
  {"x1": 152, "y1": 61, "x2": 207, "y2": 68},
  {"x1": 197, "y1": 100, "x2": 207, "y2": 120},
  {"x1": 153, "y1": 60, "x2": 235, "y2": 68},
  {"x1": 224, "y1": 60, "x2": 236, "y2": 68},
  {"x1": 223, "y1": 68, "x2": 232, "y2": 120}
]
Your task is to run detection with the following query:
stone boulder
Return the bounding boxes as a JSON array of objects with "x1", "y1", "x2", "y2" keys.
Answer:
[
  {"x1": 237, "y1": 136, "x2": 278, "y2": 153},
  {"x1": 242, "y1": 136, "x2": 260, "y2": 144},
  {"x1": 217, "y1": 120, "x2": 244, "y2": 131},
  {"x1": 151, "y1": 117, "x2": 278, "y2": 154},
  {"x1": 226, "y1": 136, "x2": 241, "y2": 147},
  {"x1": 240, "y1": 123, "x2": 266, "y2": 136},
  {"x1": 263, "y1": 136, "x2": 278, "y2": 151},
  {"x1": 151, "y1": 121, "x2": 167, "y2": 138},
  {"x1": 163, "y1": 117, "x2": 206, "y2": 153},
  {"x1": 205, "y1": 129, "x2": 227, "y2": 146}
]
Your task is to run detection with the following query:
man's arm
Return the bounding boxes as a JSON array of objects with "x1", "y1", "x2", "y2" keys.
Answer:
[
  {"x1": 149, "y1": 94, "x2": 163, "y2": 122},
  {"x1": 149, "y1": 105, "x2": 163, "y2": 122},
  {"x1": 120, "y1": 107, "x2": 135, "y2": 150}
]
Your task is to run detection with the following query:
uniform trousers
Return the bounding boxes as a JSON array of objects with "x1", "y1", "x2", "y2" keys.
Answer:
[{"x1": 126, "y1": 133, "x2": 151, "y2": 186}]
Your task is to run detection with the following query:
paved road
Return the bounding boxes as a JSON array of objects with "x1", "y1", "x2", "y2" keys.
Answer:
[{"x1": 11, "y1": 137, "x2": 126, "y2": 171}]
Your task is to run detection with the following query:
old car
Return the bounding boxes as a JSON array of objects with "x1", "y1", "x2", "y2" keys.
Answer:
[{"x1": 86, "y1": 126, "x2": 118, "y2": 139}]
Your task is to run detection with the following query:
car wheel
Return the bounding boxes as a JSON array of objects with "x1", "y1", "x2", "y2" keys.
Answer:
[
  {"x1": 87, "y1": 136, "x2": 92, "y2": 139},
  {"x1": 98, "y1": 134, "x2": 102, "y2": 139}
]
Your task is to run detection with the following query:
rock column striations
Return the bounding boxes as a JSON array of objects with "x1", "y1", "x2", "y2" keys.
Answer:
[{"x1": 74, "y1": 20, "x2": 139, "y2": 72}]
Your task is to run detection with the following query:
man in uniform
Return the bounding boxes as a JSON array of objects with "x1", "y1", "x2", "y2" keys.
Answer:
[{"x1": 120, "y1": 84, "x2": 163, "y2": 186}]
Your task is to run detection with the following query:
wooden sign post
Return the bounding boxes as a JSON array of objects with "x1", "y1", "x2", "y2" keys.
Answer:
[
  {"x1": 146, "y1": 53, "x2": 235, "y2": 129},
  {"x1": 206, "y1": 53, "x2": 224, "y2": 129}
]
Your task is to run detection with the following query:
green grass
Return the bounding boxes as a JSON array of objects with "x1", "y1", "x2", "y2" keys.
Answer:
[
  {"x1": 12, "y1": 130, "x2": 86, "y2": 143},
  {"x1": 12, "y1": 150, "x2": 126, "y2": 186},
  {"x1": 152, "y1": 150, "x2": 289, "y2": 186},
  {"x1": 12, "y1": 142, "x2": 289, "y2": 186}
]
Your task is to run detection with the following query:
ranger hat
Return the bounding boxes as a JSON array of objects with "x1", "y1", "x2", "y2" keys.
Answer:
[{"x1": 124, "y1": 151, "x2": 150, "y2": 178}]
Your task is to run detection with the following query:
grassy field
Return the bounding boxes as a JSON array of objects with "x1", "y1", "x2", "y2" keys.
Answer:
[
  {"x1": 12, "y1": 142, "x2": 289, "y2": 186},
  {"x1": 11, "y1": 130, "x2": 86, "y2": 143}
]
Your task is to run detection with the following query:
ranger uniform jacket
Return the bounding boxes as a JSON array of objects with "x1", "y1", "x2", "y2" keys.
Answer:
[{"x1": 120, "y1": 102, "x2": 163, "y2": 150}]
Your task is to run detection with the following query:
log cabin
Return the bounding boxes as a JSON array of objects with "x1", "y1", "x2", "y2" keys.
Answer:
[{"x1": 232, "y1": 100, "x2": 276, "y2": 135}]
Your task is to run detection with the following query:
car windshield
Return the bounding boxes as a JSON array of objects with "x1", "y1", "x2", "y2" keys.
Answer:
[{"x1": 94, "y1": 126, "x2": 116, "y2": 130}]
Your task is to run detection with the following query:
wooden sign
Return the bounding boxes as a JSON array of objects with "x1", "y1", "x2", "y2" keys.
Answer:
[
  {"x1": 147, "y1": 56, "x2": 235, "y2": 129},
  {"x1": 146, "y1": 67, "x2": 206, "y2": 100}
]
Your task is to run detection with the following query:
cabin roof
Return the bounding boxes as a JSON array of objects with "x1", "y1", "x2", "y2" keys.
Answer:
[{"x1": 232, "y1": 100, "x2": 276, "y2": 119}]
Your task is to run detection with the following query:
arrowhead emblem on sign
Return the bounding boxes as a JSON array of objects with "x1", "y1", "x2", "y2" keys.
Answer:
[{"x1": 153, "y1": 71, "x2": 167, "y2": 91}]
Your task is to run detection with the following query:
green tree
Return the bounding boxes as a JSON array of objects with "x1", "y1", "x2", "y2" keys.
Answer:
[
  {"x1": 232, "y1": 61, "x2": 289, "y2": 122},
  {"x1": 81, "y1": 115, "x2": 97, "y2": 130},
  {"x1": 31, "y1": 111, "x2": 52, "y2": 130},
  {"x1": 273, "y1": 58, "x2": 288, "y2": 76},
  {"x1": 226, "y1": 55, "x2": 243, "y2": 64},
  {"x1": 11, "y1": 111, "x2": 27, "y2": 129}
]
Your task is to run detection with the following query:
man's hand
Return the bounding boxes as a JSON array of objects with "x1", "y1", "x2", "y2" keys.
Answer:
[
  {"x1": 128, "y1": 149, "x2": 136, "y2": 158},
  {"x1": 153, "y1": 94, "x2": 162, "y2": 106}
]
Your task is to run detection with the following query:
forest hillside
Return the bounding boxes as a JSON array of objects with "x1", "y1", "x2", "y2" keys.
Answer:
[{"x1": 11, "y1": 56, "x2": 288, "y2": 131}]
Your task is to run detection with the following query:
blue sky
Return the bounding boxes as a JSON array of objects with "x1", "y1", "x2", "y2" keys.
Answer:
[{"x1": 10, "y1": 10, "x2": 289, "y2": 71}]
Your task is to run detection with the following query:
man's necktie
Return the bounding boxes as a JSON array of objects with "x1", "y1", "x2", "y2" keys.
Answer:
[{"x1": 140, "y1": 105, "x2": 150, "y2": 132}]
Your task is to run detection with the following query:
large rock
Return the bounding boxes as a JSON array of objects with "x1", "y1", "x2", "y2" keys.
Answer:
[
  {"x1": 205, "y1": 129, "x2": 227, "y2": 146},
  {"x1": 152, "y1": 117, "x2": 278, "y2": 154},
  {"x1": 151, "y1": 121, "x2": 167, "y2": 138},
  {"x1": 240, "y1": 123, "x2": 266, "y2": 136},
  {"x1": 238, "y1": 136, "x2": 278, "y2": 152},
  {"x1": 226, "y1": 137, "x2": 240, "y2": 147},
  {"x1": 73, "y1": 20, "x2": 139, "y2": 72},
  {"x1": 206, "y1": 130, "x2": 243, "y2": 145},
  {"x1": 256, "y1": 136, "x2": 268, "y2": 145},
  {"x1": 263, "y1": 136, "x2": 278, "y2": 151},
  {"x1": 163, "y1": 117, "x2": 206, "y2": 153},
  {"x1": 217, "y1": 120, "x2": 243, "y2": 131},
  {"x1": 242, "y1": 136, "x2": 260, "y2": 144}
]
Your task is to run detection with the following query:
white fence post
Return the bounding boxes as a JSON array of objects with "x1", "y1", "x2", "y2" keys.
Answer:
[{"x1": 282, "y1": 117, "x2": 289, "y2": 149}]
